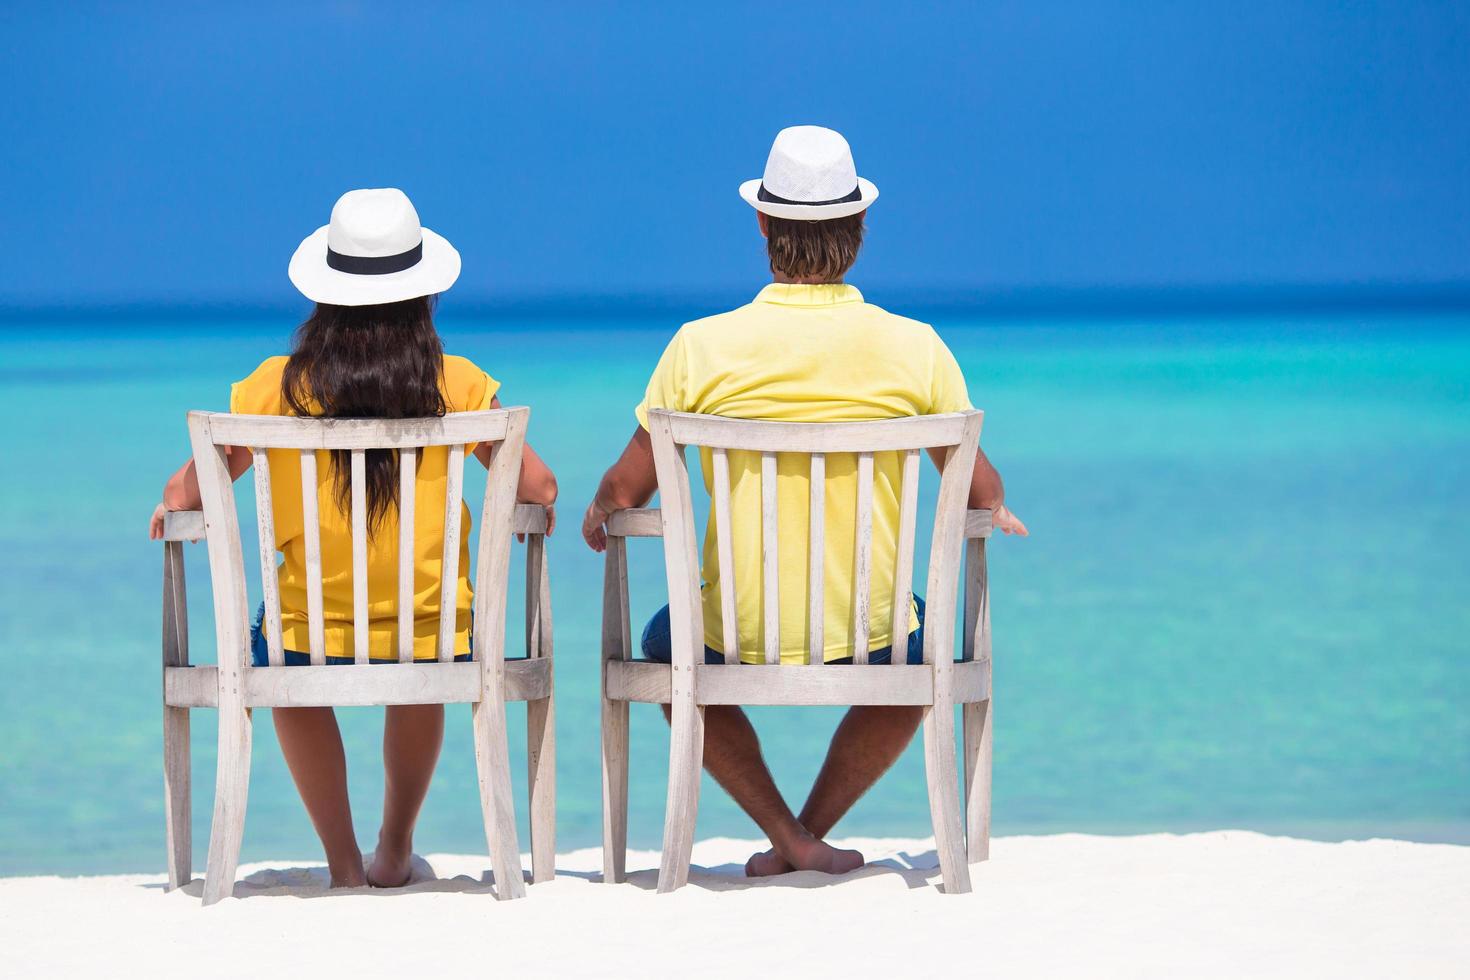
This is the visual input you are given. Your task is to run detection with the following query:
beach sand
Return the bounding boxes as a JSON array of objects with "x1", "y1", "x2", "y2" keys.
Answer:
[{"x1": 3, "y1": 831, "x2": 1465, "y2": 978}]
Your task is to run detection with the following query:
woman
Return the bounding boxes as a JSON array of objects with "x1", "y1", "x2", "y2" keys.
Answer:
[{"x1": 148, "y1": 188, "x2": 557, "y2": 887}]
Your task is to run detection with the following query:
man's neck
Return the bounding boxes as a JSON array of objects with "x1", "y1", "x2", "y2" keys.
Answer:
[{"x1": 771, "y1": 273, "x2": 844, "y2": 285}]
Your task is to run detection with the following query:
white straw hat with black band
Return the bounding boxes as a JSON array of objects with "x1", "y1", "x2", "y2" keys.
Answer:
[
  {"x1": 288, "y1": 188, "x2": 461, "y2": 306},
  {"x1": 739, "y1": 125, "x2": 879, "y2": 221}
]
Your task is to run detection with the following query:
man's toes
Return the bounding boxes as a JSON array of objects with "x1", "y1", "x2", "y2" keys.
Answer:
[
  {"x1": 745, "y1": 849, "x2": 793, "y2": 877},
  {"x1": 828, "y1": 847, "x2": 865, "y2": 875}
]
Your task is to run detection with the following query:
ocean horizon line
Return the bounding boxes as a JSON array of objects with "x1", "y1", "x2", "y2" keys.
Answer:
[{"x1": 4, "y1": 280, "x2": 1470, "y2": 325}]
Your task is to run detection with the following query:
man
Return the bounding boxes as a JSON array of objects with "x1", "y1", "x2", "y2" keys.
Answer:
[{"x1": 582, "y1": 125, "x2": 1027, "y2": 877}]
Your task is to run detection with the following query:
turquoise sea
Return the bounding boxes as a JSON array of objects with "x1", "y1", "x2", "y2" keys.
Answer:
[{"x1": 1, "y1": 303, "x2": 1467, "y2": 875}]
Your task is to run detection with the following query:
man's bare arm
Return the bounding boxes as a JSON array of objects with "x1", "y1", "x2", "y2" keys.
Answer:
[
  {"x1": 926, "y1": 445, "x2": 1028, "y2": 536},
  {"x1": 582, "y1": 426, "x2": 659, "y2": 552}
]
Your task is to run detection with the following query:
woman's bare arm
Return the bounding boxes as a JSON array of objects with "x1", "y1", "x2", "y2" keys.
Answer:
[
  {"x1": 148, "y1": 447, "x2": 253, "y2": 539},
  {"x1": 474, "y1": 395, "x2": 559, "y2": 532}
]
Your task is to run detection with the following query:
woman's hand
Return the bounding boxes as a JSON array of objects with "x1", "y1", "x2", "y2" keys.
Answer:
[
  {"x1": 518, "y1": 503, "x2": 557, "y2": 543},
  {"x1": 993, "y1": 504, "x2": 1029, "y2": 536},
  {"x1": 148, "y1": 502, "x2": 168, "y2": 541}
]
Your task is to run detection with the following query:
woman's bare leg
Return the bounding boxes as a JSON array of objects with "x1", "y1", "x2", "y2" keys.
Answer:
[
  {"x1": 367, "y1": 703, "x2": 445, "y2": 887},
  {"x1": 271, "y1": 706, "x2": 366, "y2": 887}
]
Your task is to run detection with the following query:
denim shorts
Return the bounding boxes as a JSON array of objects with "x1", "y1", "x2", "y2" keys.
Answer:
[
  {"x1": 640, "y1": 595, "x2": 926, "y2": 666},
  {"x1": 249, "y1": 604, "x2": 472, "y2": 666}
]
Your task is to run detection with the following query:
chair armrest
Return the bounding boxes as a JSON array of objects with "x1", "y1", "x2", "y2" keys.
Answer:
[
  {"x1": 513, "y1": 503, "x2": 551, "y2": 536},
  {"x1": 607, "y1": 508, "x2": 662, "y2": 538},
  {"x1": 965, "y1": 509, "x2": 993, "y2": 539},
  {"x1": 162, "y1": 509, "x2": 205, "y2": 542}
]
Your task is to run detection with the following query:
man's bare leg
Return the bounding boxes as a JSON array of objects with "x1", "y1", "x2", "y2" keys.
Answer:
[
  {"x1": 367, "y1": 703, "x2": 445, "y2": 887},
  {"x1": 662, "y1": 704, "x2": 864, "y2": 875},
  {"x1": 746, "y1": 705, "x2": 924, "y2": 876}
]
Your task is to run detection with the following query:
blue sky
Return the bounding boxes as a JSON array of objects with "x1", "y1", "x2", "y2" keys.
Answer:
[{"x1": 1, "y1": 1, "x2": 1467, "y2": 306}]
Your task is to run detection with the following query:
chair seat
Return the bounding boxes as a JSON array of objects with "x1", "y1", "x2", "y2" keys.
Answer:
[
  {"x1": 605, "y1": 658, "x2": 990, "y2": 707},
  {"x1": 166, "y1": 657, "x2": 552, "y2": 709}
]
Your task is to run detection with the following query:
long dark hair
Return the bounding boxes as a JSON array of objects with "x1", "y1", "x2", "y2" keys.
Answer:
[{"x1": 281, "y1": 296, "x2": 447, "y2": 534}]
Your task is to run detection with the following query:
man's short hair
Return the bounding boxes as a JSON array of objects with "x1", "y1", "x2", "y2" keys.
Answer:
[{"x1": 765, "y1": 212, "x2": 865, "y2": 282}]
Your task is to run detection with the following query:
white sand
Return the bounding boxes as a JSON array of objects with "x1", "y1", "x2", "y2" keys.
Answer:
[{"x1": 4, "y1": 832, "x2": 1466, "y2": 979}]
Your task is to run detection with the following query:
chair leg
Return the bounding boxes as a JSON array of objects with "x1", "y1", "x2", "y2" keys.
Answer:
[
  {"x1": 963, "y1": 699, "x2": 992, "y2": 864},
  {"x1": 201, "y1": 704, "x2": 252, "y2": 906},
  {"x1": 922, "y1": 701, "x2": 972, "y2": 894},
  {"x1": 473, "y1": 696, "x2": 526, "y2": 900},
  {"x1": 656, "y1": 695, "x2": 704, "y2": 894},
  {"x1": 163, "y1": 704, "x2": 192, "y2": 891},
  {"x1": 601, "y1": 687, "x2": 629, "y2": 884},
  {"x1": 526, "y1": 692, "x2": 556, "y2": 884}
]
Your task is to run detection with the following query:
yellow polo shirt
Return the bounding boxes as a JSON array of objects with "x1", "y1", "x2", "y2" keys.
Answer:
[
  {"x1": 230, "y1": 355, "x2": 498, "y2": 659},
  {"x1": 636, "y1": 284, "x2": 973, "y2": 664}
]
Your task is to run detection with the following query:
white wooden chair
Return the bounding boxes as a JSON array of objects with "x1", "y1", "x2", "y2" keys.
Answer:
[
  {"x1": 600, "y1": 408, "x2": 994, "y2": 894},
  {"x1": 158, "y1": 407, "x2": 555, "y2": 905}
]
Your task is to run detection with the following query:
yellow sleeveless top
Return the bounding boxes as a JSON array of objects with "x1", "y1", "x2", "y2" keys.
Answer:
[{"x1": 230, "y1": 355, "x2": 498, "y2": 659}]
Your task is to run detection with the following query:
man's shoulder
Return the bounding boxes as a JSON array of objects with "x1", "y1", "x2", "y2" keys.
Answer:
[
  {"x1": 676, "y1": 302, "x2": 758, "y2": 336},
  {"x1": 859, "y1": 300, "x2": 938, "y2": 338}
]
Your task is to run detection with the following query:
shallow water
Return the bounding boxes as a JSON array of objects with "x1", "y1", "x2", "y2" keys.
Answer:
[{"x1": 1, "y1": 305, "x2": 1467, "y2": 875}]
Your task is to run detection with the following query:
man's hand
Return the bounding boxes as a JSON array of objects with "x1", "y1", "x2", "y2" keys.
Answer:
[
  {"x1": 993, "y1": 504, "x2": 1028, "y2": 536},
  {"x1": 582, "y1": 498, "x2": 612, "y2": 553}
]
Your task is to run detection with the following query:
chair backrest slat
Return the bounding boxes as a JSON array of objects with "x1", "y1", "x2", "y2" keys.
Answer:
[
  {"x1": 710, "y1": 448, "x2": 740, "y2": 664},
  {"x1": 470, "y1": 417, "x2": 527, "y2": 679},
  {"x1": 646, "y1": 415, "x2": 706, "y2": 676},
  {"x1": 919, "y1": 417, "x2": 985, "y2": 665},
  {"x1": 187, "y1": 419, "x2": 250, "y2": 679},
  {"x1": 350, "y1": 449, "x2": 369, "y2": 665},
  {"x1": 437, "y1": 443, "x2": 465, "y2": 662},
  {"x1": 649, "y1": 409, "x2": 984, "y2": 672},
  {"x1": 889, "y1": 448, "x2": 921, "y2": 660},
  {"x1": 298, "y1": 449, "x2": 326, "y2": 665},
  {"x1": 807, "y1": 452, "x2": 826, "y2": 665},
  {"x1": 851, "y1": 451, "x2": 875, "y2": 664},
  {"x1": 252, "y1": 449, "x2": 285, "y2": 666},
  {"x1": 760, "y1": 451, "x2": 780, "y2": 665},
  {"x1": 397, "y1": 448, "x2": 417, "y2": 662}
]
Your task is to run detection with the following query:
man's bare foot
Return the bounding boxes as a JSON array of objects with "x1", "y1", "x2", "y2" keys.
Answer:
[
  {"x1": 747, "y1": 834, "x2": 864, "y2": 877},
  {"x1": 744, "y1": 848, "x2": 793, "y2": 877},
  {"x1": 366, "y1": 840, "x2": 414, "y2": 888}
]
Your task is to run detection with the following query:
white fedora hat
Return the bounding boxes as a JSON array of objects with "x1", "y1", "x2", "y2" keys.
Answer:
[
  {"x1": 739, "y1": 125, "x2": 878, "y2": 220},
  {"x1": 288, "y1": 188, "x2": 460, "y2": 306}
]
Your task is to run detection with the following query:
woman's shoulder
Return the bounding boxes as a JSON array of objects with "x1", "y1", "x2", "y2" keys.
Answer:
[
  {"x1": 441, "y1": 354, "x2": 501, "y2": 412},
  {"x1": 230, "y1": 356, "x2": 290, "y2": 415}
]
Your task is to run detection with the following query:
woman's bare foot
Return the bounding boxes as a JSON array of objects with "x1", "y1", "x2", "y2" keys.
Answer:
[
  {"x1": 365, "y1": 837, "x2": 414, "y2": 888},
  {"x1": 328, "y1": 855, "x2": 368, "y2": 889},
  {"x1": 747, "y1": 833, "x2": 864, "y2": 877}
]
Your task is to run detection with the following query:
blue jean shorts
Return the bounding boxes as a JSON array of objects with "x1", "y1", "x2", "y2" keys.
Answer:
[
  {"x1": 249, "y1": 604, "x2": 472, "y2": 666},
  {"x1": 640, "y1": 595, "x2": 927, "y2": 666}
]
